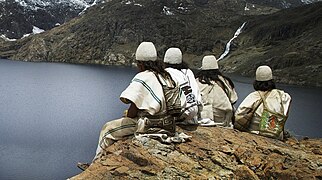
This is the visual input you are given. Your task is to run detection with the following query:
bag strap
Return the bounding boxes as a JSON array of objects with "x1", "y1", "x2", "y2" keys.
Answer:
[
  {"x1": 180, "y1": 69, "x2": 191, "y2": 85},
  {"x1": 206, "y1": 79, "x2": 227, "y2": 96},
  {"x1": 258, "y1": 91, "x2": 285, "y2": 117},
  {"x1": 277, "y1": 90, "x2": 285, "y2": 115},
  {"x1": 252, "y1": 91, "x2": 268, "y2": 113},
  {"x1": 207, "y1": 79, "x2": 233, "y2": 107},
  {"x1": 216, "y1": 79, "x2": 230, "y2": 99},
  {"x1": 154, "y1": 72, "x2": 176, "y2": 88}
]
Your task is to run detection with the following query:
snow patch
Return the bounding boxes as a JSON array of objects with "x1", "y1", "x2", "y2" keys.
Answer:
[
  {"x1": 244, "y1": 3, "x2": 255, "y2": 11},
  {"x1": 0, "y1": 35, "x2": 17, "y2": 41},
  {"x1": 177, "y1": 4, "x2": 189, "y2": 12},
  {"x1": 18, "y1": 1, "x2": 28, "y2": 7},
  {"x1": 123, "y1": 0, "x2": 133, "y2": 5},
  {"x1": 244, "y1": 4, "x2": 250, "y2": 11},
  {"x1": 22, "y1": 33, "x2": 31, "y2": 38},
  {"x1": 301, "y1": 0, "x2": 313, "y2": 4},
  {"x1": 281, "y1": 1, "x2": 291, "y2": 8},
  {"x1": 19, "y1": 26, "x2": 44, "y2": 39},
  {"x1": 134, "y1": 3, "x2": 142, "y2": 7},
  {"x1": 79, "y1": 0, "x2": 101, "y2": 15},
  {"x1": 0, "y1": 26, "x2": 45, "y2": 41},
  {"x1": 122, "y1": 0, "x2": 143, "y2": 7},
  {"x1": 162, "y1": 6, "x2": 174, "y2": 15},
  {"x1": 67, "y1": 0, "x2": 89, "y2": 7},
  {"x1": 32, "y1": 26, "x2": 44, "y2": 34},
  {"x1": 12, "y1": 0, "x2": 94, "y2": 11}
]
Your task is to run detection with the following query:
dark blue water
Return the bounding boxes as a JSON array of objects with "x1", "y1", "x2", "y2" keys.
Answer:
[
  {"x1": 0, "y1": 59, "x2": 321, "y2": 180},
  {"x1": 0, "y1": 59, "x2": 137, "y2": 180}
]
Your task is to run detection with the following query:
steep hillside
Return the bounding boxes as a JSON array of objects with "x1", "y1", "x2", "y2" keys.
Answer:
[
  {"x1": 0, "y1": 0, "x2": 102, "y2": 39},
  {"x1": 0, "y1": 0, "x2": 319, "y2": 40},
  {"x1": 0, "y1": 0, "x2": 253, "y2": 65},
  {"x1": 220, "y1": 2, "x2": 322, "y2": 87},
  {"x1": 0, "y1": 0, "x2": 321, "y2": 86},
  {"x1": 246, "y1": 0, "x2": 321, "y2": 8}
]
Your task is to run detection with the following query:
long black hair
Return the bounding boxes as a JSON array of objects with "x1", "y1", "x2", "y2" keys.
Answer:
[
  {"x1": 164, "y1": 61, "x2": 189, "y2": 70},
  {"x1": 253, "y1": 80, "x2": 276, "y2": 91},
  {"x1": 137, "y1": 60, "x2": 172, "y2": 80},
  {"x1": 196, "y1": 69, "x2": 235, "y2": 89}
]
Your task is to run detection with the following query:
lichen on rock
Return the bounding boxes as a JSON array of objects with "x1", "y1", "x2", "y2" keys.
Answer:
[{"x1": 69, "y1": 126, "x2": 322, "y2": 179}]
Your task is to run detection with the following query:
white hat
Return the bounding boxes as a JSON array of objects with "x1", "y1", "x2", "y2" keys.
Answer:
[
  {"x1": 256, "y1": 65, "x2": 273, "y2": 81},
  {"x1": 135, "y1": 42, "x2": 157, "y2": 61},
  {"x1": 164, "y1": 48, "x2": 182, "y2": 64},
  {"x1": 201, "y1": 55, "x2": 218, "y2": 70}
]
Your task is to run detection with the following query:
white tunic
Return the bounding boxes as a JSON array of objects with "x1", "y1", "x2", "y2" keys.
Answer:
[
  {"x1": 120, "y1": 70, "x2": 168, "y2": 115},
  {"x1": 181, "y1": 69, "x2": 202, "y2": 106},
  {"x1": 166, "y1": 67, "x2": 200, "y2": 123},
  {"x1": 96, "y1": 70, "x2": 178, "y2": 157},
  {"x1": 235, "y1": 89, "x2": 291, "y2": 137},
  {"x1": 197, "y1": 76, "x2": 238, "y2": 127}
]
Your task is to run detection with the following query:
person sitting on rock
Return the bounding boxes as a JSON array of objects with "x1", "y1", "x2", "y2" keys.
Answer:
[
  {"x1": 163, "y1": 47, "x2": 202, "y2": 125},
  {"x1": 235, "y1": 65, "x2": 291, "y2": 140},
  {"x1": 77, "y1": 42, "x2": 183, "y2": 171},
  {"x1": 196, "y1": 55, "x2": 238, "y2": 127}
]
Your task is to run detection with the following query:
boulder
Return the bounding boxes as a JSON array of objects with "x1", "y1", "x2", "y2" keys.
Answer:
[{"x1": 69, "y1": 126, "x2": 322, "y2": 179}]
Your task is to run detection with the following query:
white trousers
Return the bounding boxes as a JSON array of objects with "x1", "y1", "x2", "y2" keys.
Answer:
[{"x1": 94, "y1": 117, "x2": 137, "y2": 159}]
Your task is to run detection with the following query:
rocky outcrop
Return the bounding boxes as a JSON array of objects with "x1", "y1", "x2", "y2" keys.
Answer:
[{"x1": 69, "y1": 126, "x2": 322, "y2": 179}]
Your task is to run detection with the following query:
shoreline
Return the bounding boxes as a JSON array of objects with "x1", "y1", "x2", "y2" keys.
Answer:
[{"x1": 1, "y1": 58, "x2": 321, "y2": 88}]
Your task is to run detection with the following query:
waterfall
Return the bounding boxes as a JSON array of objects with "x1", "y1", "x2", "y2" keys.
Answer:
[{"x1": 217, "y1": 22, "x2": 247, "y2": 61}]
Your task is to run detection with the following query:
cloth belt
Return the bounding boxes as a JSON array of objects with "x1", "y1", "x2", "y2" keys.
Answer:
[{"x1": 145, "y1": 115, "x2": 176, "y2": 135}]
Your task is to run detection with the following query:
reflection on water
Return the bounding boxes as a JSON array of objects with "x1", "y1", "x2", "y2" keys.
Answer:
[{"x1": 0, "y1": 59, "x2": 321, "y2": 179}]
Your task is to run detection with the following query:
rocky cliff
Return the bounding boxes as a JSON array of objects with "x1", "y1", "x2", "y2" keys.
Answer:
[
  {"x1": 69, "y1": 126, "x2": 322, "y2": 179},
  {"x1": 0, "y1": 0, "x2": 102, "y2": 39},
  {"x1": 0, "y1": 0, "x2": 254, "y2": 65},
  {"x1": 1, "y1": 0, "x2": 319, "y2": 39}
]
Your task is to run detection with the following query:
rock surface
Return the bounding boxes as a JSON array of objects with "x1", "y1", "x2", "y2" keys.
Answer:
[{"x1": 69, "y1": 126, "x2": 322, "y2": 179}]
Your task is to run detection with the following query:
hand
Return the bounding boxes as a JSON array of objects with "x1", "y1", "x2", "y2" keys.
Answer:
[{"x1": 122, "y1": 110, "x2": 128, "y2": 117}]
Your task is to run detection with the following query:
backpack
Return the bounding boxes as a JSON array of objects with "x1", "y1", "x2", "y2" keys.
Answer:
[
  {"x1": 258, "y1": 91, "x2": 288, "y2": 139},
  {"x1": 155, "y1": 74, "x2": 182, "y2": 117},
  {"x1": 234, "y1": 97, "x2": 263, "y2": 131}
]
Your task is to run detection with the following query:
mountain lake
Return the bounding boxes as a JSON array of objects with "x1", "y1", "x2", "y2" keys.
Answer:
[{"x1": 0, "y1": 59, "x2": 321, "y2": 180}]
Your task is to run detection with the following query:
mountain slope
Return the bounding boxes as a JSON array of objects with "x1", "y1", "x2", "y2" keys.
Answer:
[
  {"x1": 0, "y1": 0, "x2": 101, "y2": 39},
  {"x1": 220, "y1": 2, "x2": 322, "y2": 87},
  {"x1": 1, "y1": 0, "x2": 320, "y2": 40},
  {"x1": 0, "y1": 0, "x2": 321, "y2": 86},
  {"x1": 0, "y1": 0, "x2": 252, "y2": 65}
]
